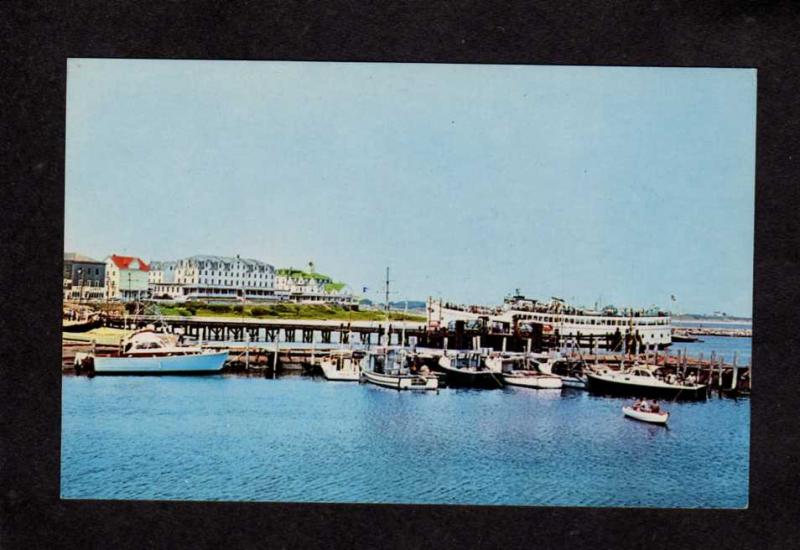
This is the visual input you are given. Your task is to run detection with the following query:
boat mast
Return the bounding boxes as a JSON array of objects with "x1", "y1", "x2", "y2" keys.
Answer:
[{"x1": 384, "y1": 266, "x2": 390, "y2": 348}]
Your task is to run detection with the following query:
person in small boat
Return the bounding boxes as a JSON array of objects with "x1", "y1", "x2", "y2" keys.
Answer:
[{"x1": 650, "y1": 400, "x2": 661, "y2": 413}]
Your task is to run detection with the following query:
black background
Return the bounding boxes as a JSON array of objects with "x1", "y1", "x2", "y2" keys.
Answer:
[{"x1": 2, "y1": 1, "x2": 799, "y2": 548}]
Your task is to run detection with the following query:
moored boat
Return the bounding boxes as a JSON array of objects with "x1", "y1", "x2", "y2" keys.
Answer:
[
  {"x1": 531, "y1": 353, "x2": 588, "y2": 389},
  {"x1": 361, "y1": 347, "x2": 438, "y2": 391},
  {"x1": 503, "y1": 370, "x2": 563, "y2": 389},
  {"x1": 586, "y1": 364, "x2": 706, "y2": 400},
  {"x1": 485, "y1": 353, "x2": 563, "y2": 389},
  {"x1": 75, "y1": 329, "x2": 228, "y2": 375},
  {"x1": 319, "y1": 349, "x2": 364, "y2": 381},
  {"x1": 437, "y1": 352, "x2": 504, "y2": 389}
]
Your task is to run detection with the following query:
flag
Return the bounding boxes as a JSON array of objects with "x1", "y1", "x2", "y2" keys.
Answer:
[
  {"x1": 362, "y1": 286, "x2": 368, "y2": 293},
  {"x1": 670, "y1": 294, "x2": 676, "y2": 301}
]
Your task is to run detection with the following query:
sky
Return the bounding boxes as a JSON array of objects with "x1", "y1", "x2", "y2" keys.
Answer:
[{"x1": 65, "y1": 60, "x2": 756, "y2": 316}]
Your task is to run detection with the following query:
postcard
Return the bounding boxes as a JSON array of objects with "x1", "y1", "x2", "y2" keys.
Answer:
[{"x1": 62, "y1": 60, "x2": 754, "y2": 508}]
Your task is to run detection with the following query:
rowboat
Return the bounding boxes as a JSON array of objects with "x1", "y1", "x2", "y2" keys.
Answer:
[{"x1": 623, "y1": 405, "x2": 670, "y2": 425}]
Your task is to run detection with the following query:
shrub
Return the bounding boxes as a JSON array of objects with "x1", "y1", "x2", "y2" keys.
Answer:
[{"x1": 251, "y1": 306, "x2": 269, "y2": 316}]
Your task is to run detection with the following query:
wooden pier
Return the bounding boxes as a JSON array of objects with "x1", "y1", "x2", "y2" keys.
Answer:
[{"x1": 63, "y1": 314, "x2": 750, "y2": 394}]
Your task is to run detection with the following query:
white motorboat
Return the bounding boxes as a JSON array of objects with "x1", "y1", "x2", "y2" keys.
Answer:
[
  {"x1": 75, "y1": 329, "x2": 228, "y2": 375},
  {"x1": 623, "y1": 405, "x2": 670, "y2": 425},
  {"x1": 319, "y1": 349, "x2": 363, "y2": 381},
  {"x1": 503, "y1": 370, "x2": 563, "y2": 389},
  {"x1": 485, "y1": 353, "x2": 563, "y2": 389},
  {"x1": 586, "y1": 364, "x2": 707, "y2": 400},
  {"x1": 361, "y1": 347, "x2": 438, "y2": 391},
  {"x1": 534, "y1": 353, "x2": 588, "y2": 389}
]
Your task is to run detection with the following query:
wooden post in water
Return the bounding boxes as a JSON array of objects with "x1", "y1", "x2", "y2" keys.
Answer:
[
  {"x1": 272, "y1": 341, "x2": 279, "y2": 379},
  {"x1": 245, "y1": 330, "x2": 250, "y2": 371},
  {"x1": 731, "y1": 352, "x2": 739, "y2": 390}
]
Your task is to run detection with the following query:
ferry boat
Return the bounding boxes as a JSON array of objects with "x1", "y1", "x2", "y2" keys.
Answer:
[
  {"x1": 428, "y1": 294, "x2": 672, "y2": 350},
  {"x1": 436, "y1": 351, "x2": 505, "y2": 389},
  {"x1": 319, "y1": 349, "x2": 363, "y2": 381},
  {"x1": 361, "y1": 347, "x2": 438, "y2": 391},
  {"x1": 75, "y1": 329, "x2": 228, "y2": 375},
  {"x1": 586, "y1": 364, "x2": 707, "y2": 400}
]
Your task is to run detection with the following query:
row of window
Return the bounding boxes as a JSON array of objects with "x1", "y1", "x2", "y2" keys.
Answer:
[{"x1": 523, "y1": 314, "x2": 669, "y2": 327}]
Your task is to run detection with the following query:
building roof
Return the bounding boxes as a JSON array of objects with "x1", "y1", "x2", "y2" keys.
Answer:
[
  {"x1": 108, "y1": 254, "x2": 150, "y2": 272},
  {"x1": 64, "y1": 252, "x2": 104, "y2": 264},
  {"x1": 276, "y1": 268, "x2": 332, "y2": 281},
  {"x1": 181, "y1": 255, "x2": 274, "y2": 270}
]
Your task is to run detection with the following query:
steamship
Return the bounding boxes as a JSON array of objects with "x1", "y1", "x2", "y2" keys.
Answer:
[{"x1": 428, "y1": 294, "x2": 672, "y2": 350}]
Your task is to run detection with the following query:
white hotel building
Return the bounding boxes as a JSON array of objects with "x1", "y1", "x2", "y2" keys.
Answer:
[{"x1": 149, "y1": 255, "x2": 277, "y2": 301}]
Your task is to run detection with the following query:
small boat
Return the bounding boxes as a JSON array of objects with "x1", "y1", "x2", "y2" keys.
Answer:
[
  {"x1": 532, "y1": 353, "x2": 588, "y2": 389},
  {"x1": 436, "y1": 352, "x2": 504, "y2": 389},
  {"x1": 319, "y1": 349, "x2": 364, "y2": 381},
  {"x1": 361, "y1": 347, "x2": 438, "y2": 391},
  {"x1": 75, "y1": 329, "x2": 228, "y2": 375},
  {"x1": 485, "y1": 353, "x2": 563, "y2": 389},
  {"x1": 586, "y1": 364, "x2": 707, "y2": 400},
  {"x1": 503, "y1": 370, "x2": 563, "y2": 389},
  {"x1": 623, "y1": 405, "x2": 670, "y2": 425}
]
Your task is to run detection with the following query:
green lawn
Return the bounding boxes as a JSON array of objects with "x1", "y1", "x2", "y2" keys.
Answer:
[{"x1": 154, "y1": 302, "x2": 425, "y2": 322}]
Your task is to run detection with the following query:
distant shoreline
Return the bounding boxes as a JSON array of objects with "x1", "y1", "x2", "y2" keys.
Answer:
[{"x1": 673, "y1": 318, "x2": 752, "y2": 326}]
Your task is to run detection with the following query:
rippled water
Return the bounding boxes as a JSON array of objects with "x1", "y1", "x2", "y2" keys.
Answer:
[{"x1": 61, "y1": 372, "x2": 749, "y2": 508}]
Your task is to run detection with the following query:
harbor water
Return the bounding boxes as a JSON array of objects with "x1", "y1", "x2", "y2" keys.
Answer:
[{"x1": 61, "y1": 338, "x2": 750, "y2": 508}]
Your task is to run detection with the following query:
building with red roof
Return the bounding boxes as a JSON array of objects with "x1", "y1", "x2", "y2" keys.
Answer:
[{"x1": 105, "y1": 254, "x2": 150, "y2": 301}]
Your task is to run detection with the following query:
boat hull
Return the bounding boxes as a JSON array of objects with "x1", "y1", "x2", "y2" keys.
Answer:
[
  {"x1": 503, "y1": 373, "x2": 563, "y2": 389},
  {"x1": 623, "y1": 406, "x2": 669, "y2": 425},
  {"x1": 586, "y1": 373, "x2": 706, "y2": 400},
  {"x1": 560, "y1": 376, "x2": 587, "y2": 389},
  {"x1": 320, "y1": 363, "x2": 360, "y2": 381},
  {"x1": 93, "y1": 351, "x2": 228, "y2": 375},
  {"x1": 437, "y1": 366, "x2": 504, "y2": 389},
  {"x1": 361, "y1": 370, "x2": 438, "y2": 391}
]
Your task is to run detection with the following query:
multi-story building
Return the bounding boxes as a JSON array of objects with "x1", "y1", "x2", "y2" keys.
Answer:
[
  {"x1": 106, "y1": 254, "x2": 150, "y2": 301},
  {"x1": 63, "y1": 252, "x2": 106, "y2": 301},
  {"x1": 150, "y1": 255, "x2": 277, "y2": 301},
  {"x1": 275, "y1": 266, "x2": 355, "y2": 305},
  {"x1": 148, "y1": 260, "x2": 181, "y2": 298}
]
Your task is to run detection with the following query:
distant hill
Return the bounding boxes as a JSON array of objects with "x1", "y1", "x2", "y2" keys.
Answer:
[
  {"x1": 675, "y1": 313, "x2": 752, "y2": 322},
  {"x1": 359, "y1": 299, "x2": 427, "y2": 311}
]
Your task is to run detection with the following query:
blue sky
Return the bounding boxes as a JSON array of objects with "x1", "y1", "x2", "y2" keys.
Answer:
[{"x1": 65, "y1": 60, "x2": 756, "y2": 316}]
